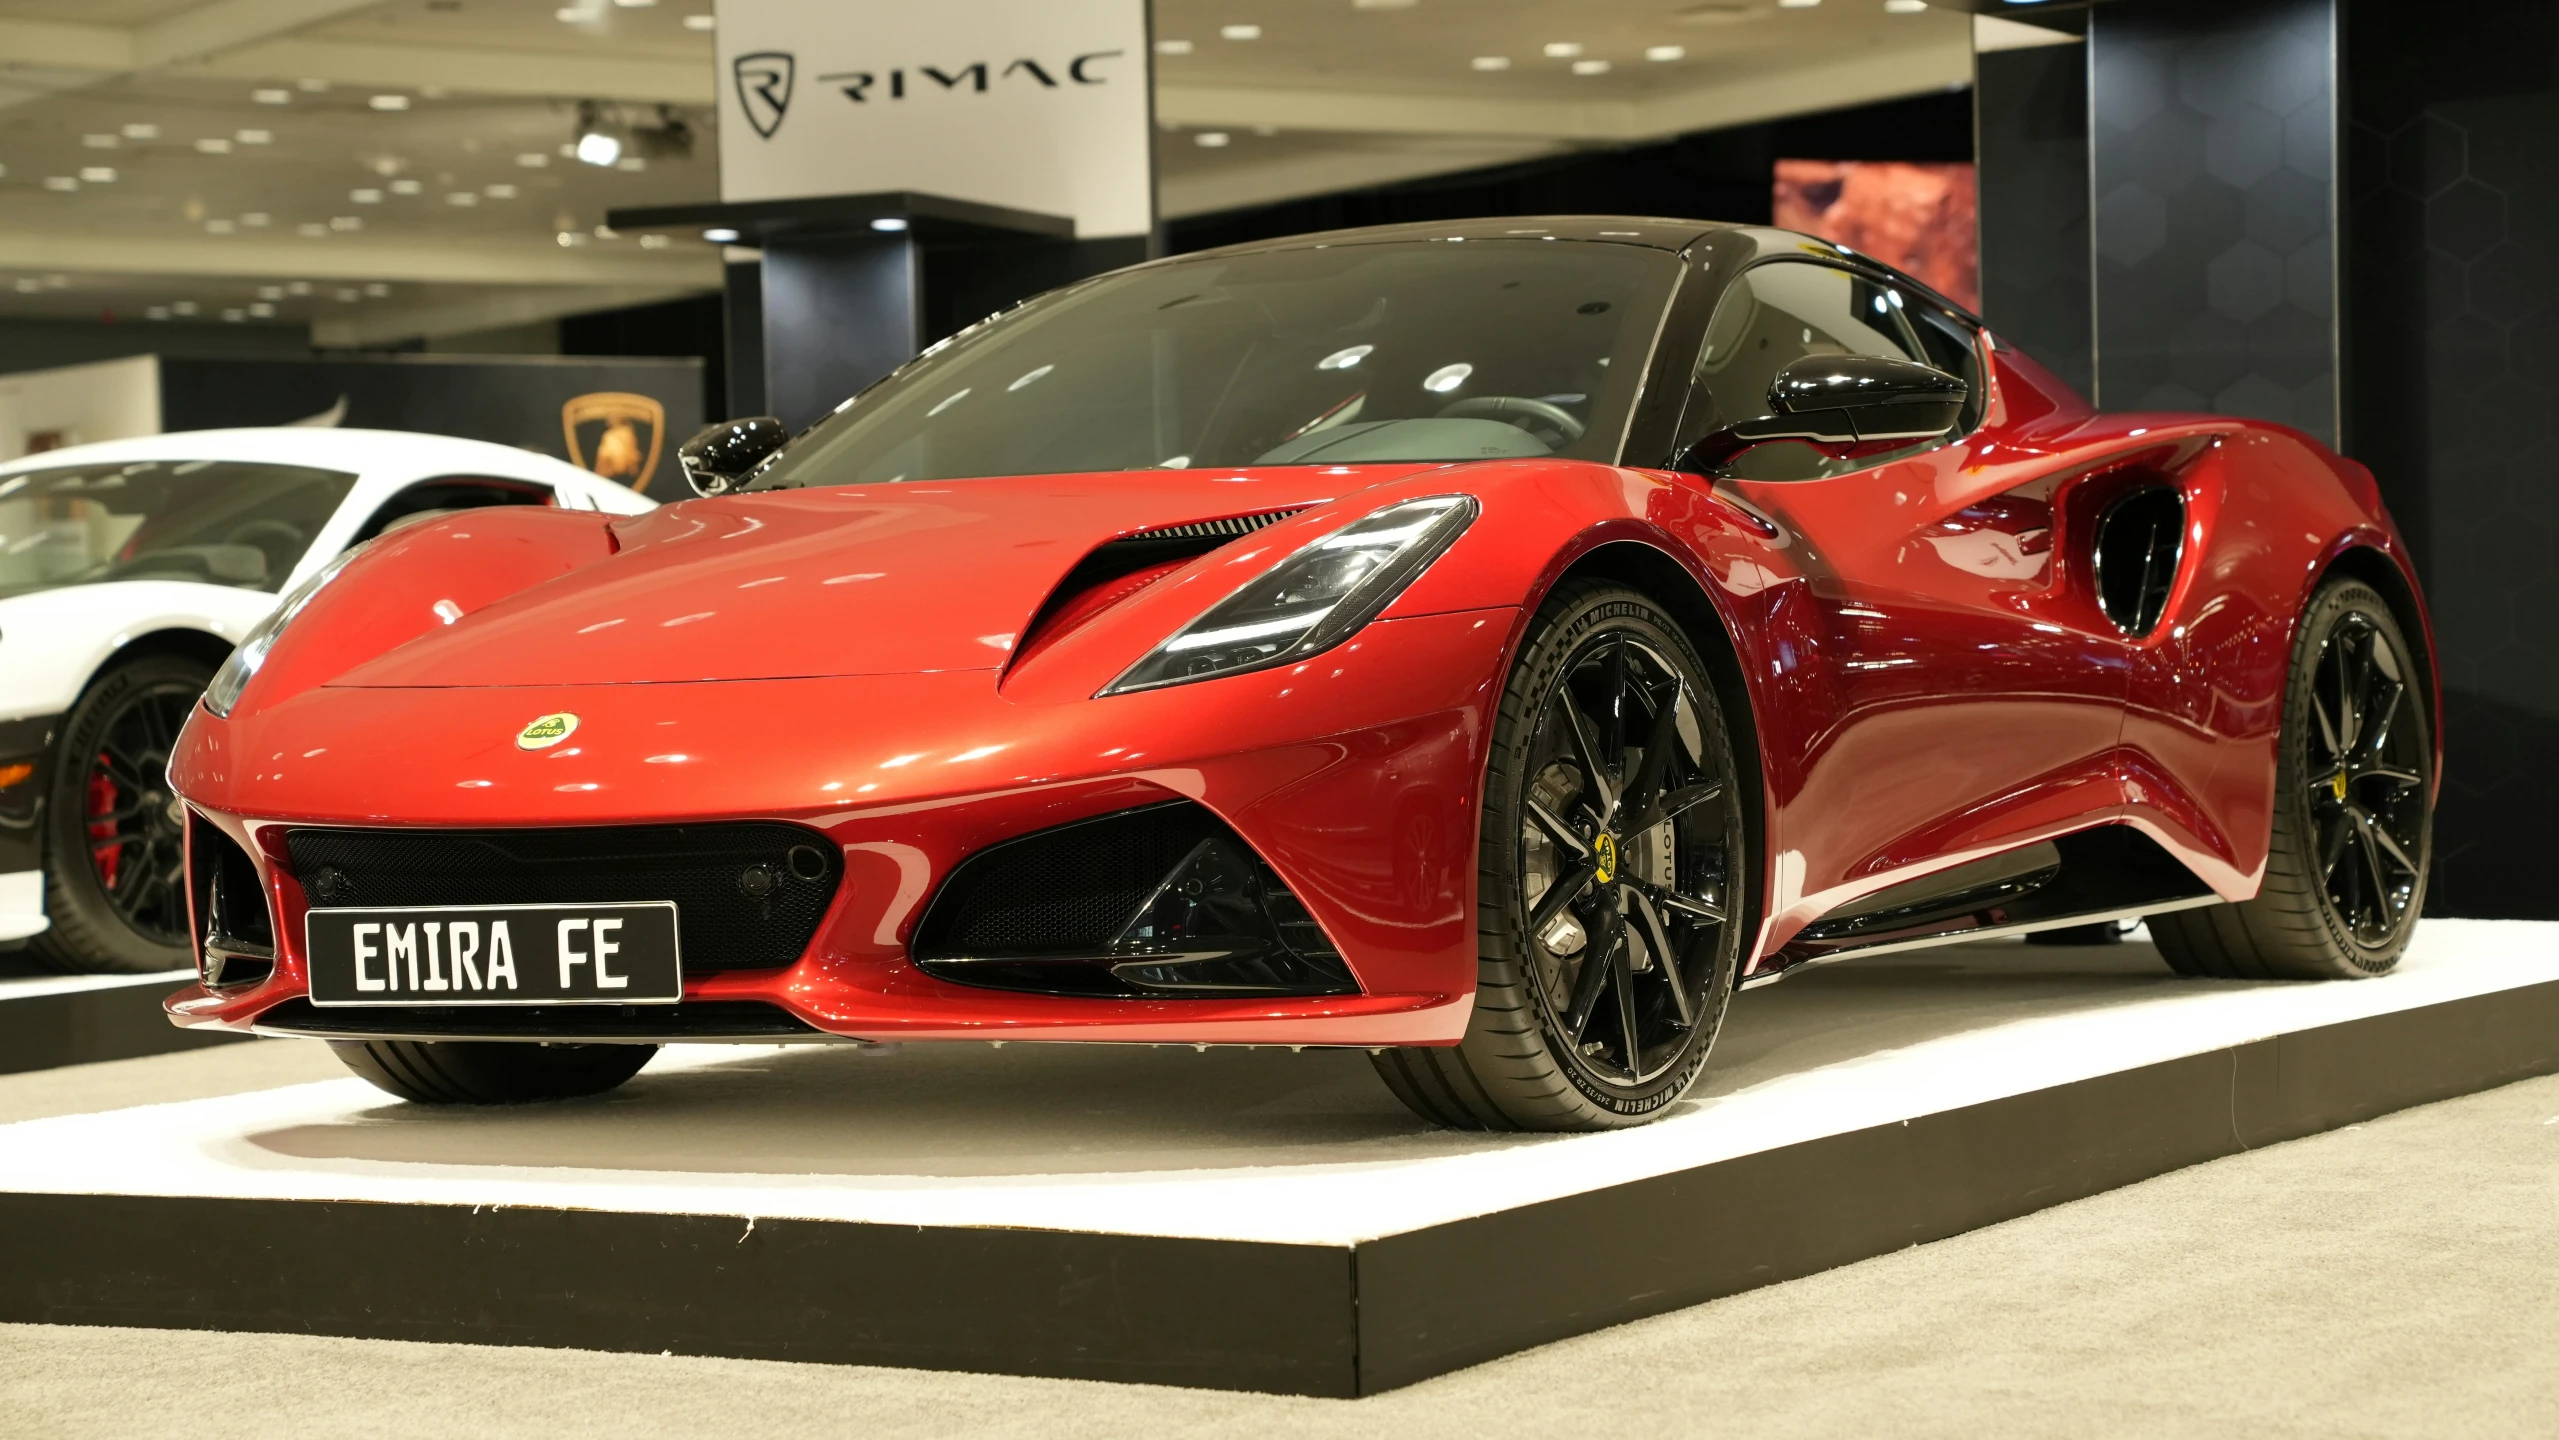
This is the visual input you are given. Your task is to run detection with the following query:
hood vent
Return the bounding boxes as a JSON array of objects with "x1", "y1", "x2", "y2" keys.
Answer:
[{"x1": 1011, "y1": 508, "x2": 1309, "y2": 671}]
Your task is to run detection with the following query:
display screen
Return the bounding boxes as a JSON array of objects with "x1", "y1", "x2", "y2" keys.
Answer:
[
  {"x1": 746, "y1": 241, "x2": 1682, "y2": 489},
  {"x1": 0, "y1": 460, "x2": 357, "y2": 599},
  {"x1": 1773, "y1": 159, "x2": 1981, "y2": 312}
]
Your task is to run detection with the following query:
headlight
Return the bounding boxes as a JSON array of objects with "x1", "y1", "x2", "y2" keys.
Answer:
[
  {"x1": 1105, "y1": 494, "x2": 1479, "y2": 695},
  {"x1": 203, "y1": 548, "x2": 362, "y2": 718}
]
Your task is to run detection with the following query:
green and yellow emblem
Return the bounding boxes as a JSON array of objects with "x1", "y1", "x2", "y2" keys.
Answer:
[
  {"x1": 516, "y1": 712, "x2": 579, "y2": 751},
  {"x1": 1593, "y1": 832, "x2": 1618, "y2": 885}
]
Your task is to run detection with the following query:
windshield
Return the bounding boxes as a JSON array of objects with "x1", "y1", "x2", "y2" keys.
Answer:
[
  {"x1": 748, "y1": 240, "x2": 1682, "y2": 490},
  {"x1": 0, "y1": 460, "x2": 356, "y2": 600}
]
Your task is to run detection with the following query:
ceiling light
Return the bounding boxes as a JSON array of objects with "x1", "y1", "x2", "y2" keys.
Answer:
[
  {"x1": 447, "y1": 192, "x2": 479, "y2": 206},
  {"x1": 516, "y1": 154, "x2": 550, "y2": 171},
  {"x1": 79, "y1": 166, "x2": 116, "y2": 183},
  {"x1": 299, "y1": 222, "x2": 328, "y2": 237},
  {"x1": 703, "y1": 227, "x2": 739, "y2": 242},
  {"x1": 196, "y1": 138, "x2": 234, "y2": 154},
  {"x1": 1353, "y1": 0, "x2": 1417, "y2": 7},
  {"x1": 286, "y1": 280, "x2": 311, "y2": 295},
  {"x1": 1646, "y1": 44, "x2": 1686, "y2": 60},
  {"x1": 1543, "y1": 41, "x2": 1584, "y2": 57},
  {"x1": 258, "y1": 285, "x2": 284, "y2": 300},
  {"x1": 351, "y1": 188, "x2": 383, "y2": 203},
  {"x1": 334, "y1": 288, "x2": 359, "y2": 301},
  {"x1": 1572, "y1": 58, "x2": 1611, "y2": 74},
  {"x1": 172, "y1": 300, "x2": 198, "y2": 315},
  {"x1": 1779, "y1": 0, "x2": 1820, "y2": 7},
  {"x1": 364, "y1": 282, "x2": 391, "y2": 297},
  {"x1": 242, "y1": 213, "x2": 271, "y2": 227},
  {"x1": 329, "y1": 215, "x2": 362, "y2": 231},
  {"x1": 1195, "y1": 131, "x2": 1231, "y2": 147},
  {"x1": 871, "y1": 216, "x2": 908, "y2": 232},
  {"x1": 11, "y1": 279, "x2": 36, "y2": 293},
  {"x1": 1884, "y1": 0, "x2": 1927, "y2": 9},
  {"x1": 248, "y1": 302, "x2": 276, "y2": 318},
  {"x1": 578, "y1": 130, "x2": 622, "y2": 165},
  {"x1": 614, "y1": 0, "x2": 656, "y2": 6},
  {"x1": 1220, "y1": 24, "x2": 1261, "y2": 39},
  {"x1": 555, "y1": 5, "x2": 599, "y2": 20},
  {"x1": 1155, "y1": 38, "x2": 1193, "y2": 54},
  {"x1": 237, "y1": 129, "x2": 272, "y2": 145},
  {"x1": 557, "y1": 231, "x2": 587, "y2": 246},
  {"x1": 147, "y1": 306, "x2": 170, "y2": 320},
  {"x1": 615, "y1": 156, "x2": 647, "y2": 171},
  {"x1": 122, "y1": 123, "x2": 160, "y2": 140},
  {"x1": 297, "y1": 78, "x2": 329, "y2": 92},
  {"x1": 206, "y1": 219, "x2": 236, "y2": 234},
  {"x1": 1471, "y1": 55, "x2": 1511, "y2": 70},
  {"x1": 683, "y1": 13, "x2": 714, "y2": 30},
  {"x1": 390, "y1": 178, "x2": 422, "y2": 195},
  {"x1": 484, "y1": 183, "x2": 518, "y2": 199},
  {"x1": 42, "y1": 177, "x2": 77, "y2": 192},
  {"x1": 253, "y1": 88, "x2": 291, "y2": 104},
  {"x1": 639, "y1": 233, "x2": 671, "y2": 248},
  {"x1": 83, "y1": 134, "x2": 117, "y2": 149},
  {"x1": 592, "y1": 225, "x2": 618, "y2": 240},
  {"x1": 222, "y1": 309, "x2": 245, "y2": 323},
  {"x1": 369, "y1": 94, "x2": 410, "y2": 111}
]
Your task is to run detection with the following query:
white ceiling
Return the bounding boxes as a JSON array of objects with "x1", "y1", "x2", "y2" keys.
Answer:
[{"x1": 0, "y1": 0, "x2": 1977, "y2": 346}]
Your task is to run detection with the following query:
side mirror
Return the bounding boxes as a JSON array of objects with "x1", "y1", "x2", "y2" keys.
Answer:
[
  {"x1": 677, "y1": 416, "x2": 789, "y2": 497},
  {"x1": 1684, "y1": 354, "x2": 1967, "y2": 472}
]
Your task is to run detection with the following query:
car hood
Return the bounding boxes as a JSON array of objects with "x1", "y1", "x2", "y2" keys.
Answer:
[{"x1": 329, "y1": 468, "x2": 1437, "y2": 688}]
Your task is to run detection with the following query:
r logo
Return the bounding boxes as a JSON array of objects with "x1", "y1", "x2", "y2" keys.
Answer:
[{"x1": 733, "y1": 51, "x2": 796, "y2": 139}]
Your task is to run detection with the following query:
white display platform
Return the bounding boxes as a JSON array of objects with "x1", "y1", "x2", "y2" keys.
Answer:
[{"x1": 2, "y1": 920, "x2": 2554, "y2": 1395}]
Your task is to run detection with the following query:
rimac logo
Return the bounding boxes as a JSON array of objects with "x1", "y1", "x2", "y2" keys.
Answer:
[
  {"x1": 814, "y1": 50, "x2": 1125, "y2": 102},
  {"x1": 734, "y1": 50, "x2": 796, "y2": 139}
]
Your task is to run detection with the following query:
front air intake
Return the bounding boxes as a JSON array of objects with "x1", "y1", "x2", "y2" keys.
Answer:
[
  {"x1": 189, "y1": 813, "x2": 275, "y2": 989},
  {"x1": 911, "y1": 801, "x2": 1358, "y2": 998},
  {"x1": 2094, "y1": 486, "x2": 2184, "y2": 635}
]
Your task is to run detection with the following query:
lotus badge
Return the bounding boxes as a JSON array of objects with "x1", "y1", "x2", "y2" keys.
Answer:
[{"x1": 517, "y1": 713, "x2": 579, "y2": 750}]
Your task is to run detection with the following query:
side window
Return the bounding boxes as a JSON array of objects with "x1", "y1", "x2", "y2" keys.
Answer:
[
  {"x1": 1677, "y1": 261, "x2": 1933, "y2": 481},
  {"x1": 349, "y1": 476, "x2": 551, "y2": 547}
]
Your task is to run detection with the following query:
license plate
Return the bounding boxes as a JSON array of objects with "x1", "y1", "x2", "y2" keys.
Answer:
[{"x1": 304, "y1": 902, "x2": 681, "y2": 1007}]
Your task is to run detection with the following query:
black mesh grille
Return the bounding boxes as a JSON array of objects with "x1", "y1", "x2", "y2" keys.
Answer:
[
  {"x1": 915, "y1": 802, "x2": 1223, "y2": 956},
  {"x1": 285, "y1": 823, "x2": 840, "y2": 974}
]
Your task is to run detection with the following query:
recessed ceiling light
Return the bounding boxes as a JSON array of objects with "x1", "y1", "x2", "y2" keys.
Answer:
[
  {"x1": 1194, "y1": 131, "x2": 1231, "y2": 147},
  {"x1": 1884, "y1": 0, "x2": 1927, "y2": 10},
  {"x1": 248, "y1": 301, "x2": 276, "y2": 317},
  {"x1": 369, "y1": 94, "x2": 409, "y2": 111},
  {"x1": 206, "y1": 219, "x2": 236, "y2": 234},
  {"x1": 1646, "y1": 44, "x2": 1686, "y2": 61},
  {"x1": 517, "y1": 153, "x2": 550, "y2": 168},
  {"x1": 146, "y1": 306, "x2": 170, "y2": 320},
  {"x1": 557, "y1": 231, "x2": 587, "y2": 246},
  {"x1": 173, "y1": 300, "x2": 198, "y2": 315},
  {"x1": 485, "y1": 183, "x2": 518, "y2": 199},
  {"x1": 577, "y1": 130, "x2": 622, "y2": 166},
  {"x1": 122, "y1": 123, "x2": 159, "y2": 140},
  {"x1": 1471, "y1": 55, "x2": 1511, "y2": 70},
  {"x1": 1220, "y1": 24, "x2": 1261, "y2": 40},
  {"x1": 1571, "y1": 59, "x2": 1611, "y2": 74},
  {"x1": 390, "y1": 178, "x2": 422, "y2": 195},
  {"x1": 592, "y1": 225, "x2": 618, "y2": 240},
  {"x1": 237, "y1": 129, "x2": 272, "y2": 145},
  {"x1": 297, "y1": 77, "x2": 329, "y2": 92},
  {"x1": 364, "y1": 282, "x2": 391, "y2": 297},
  {"x1": 329, "y1": 215, "x2": 362, "y2": 231},
  {"x1": 614, "y1": 0, "x2": 656, "y2": 7},
  {"x1": 703, "y1": 227, "x2": 740, "y2": 242},
  {"x1": 196, "y1": 138, "x2": 234, "y2": 155},
  {"x1": 258, "y1": 285, "x2": 284, "y2": 299},
  {"x1": 1543, "y1": 41, "x2": 1584, "y2": 57},
  {"x1": 43, "y1": 177, "x2": 78, "y2": 192},
  {"x1": 79, "y1": 166, "x2": 117, "y2": 183},
  {"x1": 242, "y1": 213, "x2": 271, "y2": 228},
  {"x1": 1155, "y1": 38, "x2": 1193, "y2": 54},
  {"x1": 299, "y1": 223, "x2": 328, "y2": 236},
  {"x1": 1779, "y1": 0, "x2": 1820, "y2": 7},
  {"x1": 871, "y1": 216, "x2": 909, "y2": 232},
  {"x1": 11, "y1": 279, "x2": 38, "y2": 293},
  {"x1": 222, "y1": 308, "x2": 245, "y2": 322},
  {"x1": 83, "y1": 134, "x2": 118, "y2": 149},
  {"x1": 447, "y1": 192, "x2": 479, "y2": 206},
  {"x1": 639, "y1": 233, "x2": 671, "y2": 248},
  {"x1": 351, "y1": 188, "x2": 383, "y2": 203},
  {"x1": 334, "y1": 288, "x2": 359, "y2": 301},
  {"x1": 616, "y1": 156, "x2": 647, "y2": 171},
  {"x1": 683, "y1": 13, "x2": 714, "y2": 29},
  {"x1": 286, "y1": 280, "x2": 311, "y2": 295},
  {"x1": 253, "y1": 88, "x2": 291, "y2": 104},
  {"x1": 554, "y1": 5, "x2": 597, "y2": 20}
]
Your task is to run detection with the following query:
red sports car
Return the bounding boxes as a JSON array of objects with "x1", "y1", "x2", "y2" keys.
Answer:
[{"x1": 165, "y1": 218, "x2": 2438, "y2": 1130}]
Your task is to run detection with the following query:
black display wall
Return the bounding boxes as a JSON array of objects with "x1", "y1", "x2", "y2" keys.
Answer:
[
  {"x1": 2343, "y1": 0, "x2": 2559, "y2": 917},
  {"x1": 1976, "y1": 35, "x2": 2093, "y2": 400}
]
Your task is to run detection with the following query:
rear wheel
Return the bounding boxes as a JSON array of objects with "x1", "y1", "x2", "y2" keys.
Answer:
[
  {"x1": 1371, "y1": 583, "x2": 1749, "y2": 1130},
  {"x1": 28, "y1": 655, "x2": 210, "y2": 974},
  {"x1": 331, "y1": 1040, "x2": 658, "y2": 1104},
  {"x1": 2151, "y1": 579, "x2": 2432, "y2": 979}
]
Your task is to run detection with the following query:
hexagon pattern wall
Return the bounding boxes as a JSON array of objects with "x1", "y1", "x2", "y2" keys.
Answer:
[{"x1": 2090, "y1": 0, "x2": 2337, "y2": 445}]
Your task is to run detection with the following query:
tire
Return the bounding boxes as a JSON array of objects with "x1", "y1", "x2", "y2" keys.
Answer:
[
  {"x1": 1371, "y1": 582, "x2": 1751, "y2": 1130},
  {"x1": 331, "y1": 1040, "x2": 659, "y2": 1104},
  {"x1": 28, "y1": 654, "x2": 214, "y2": 974},
  {"x1": 2150, "y1": 579, "x2": 2433, "y2": 979}
]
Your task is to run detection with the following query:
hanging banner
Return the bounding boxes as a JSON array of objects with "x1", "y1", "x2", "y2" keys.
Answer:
[{"x1": 714, "y1": 0, "x2": 1153, "y2": 238}]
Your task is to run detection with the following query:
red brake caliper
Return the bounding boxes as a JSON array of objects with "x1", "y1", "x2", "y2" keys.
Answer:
[{"x1": 87, "y1": 758, "x2": 120, "y2": 889}]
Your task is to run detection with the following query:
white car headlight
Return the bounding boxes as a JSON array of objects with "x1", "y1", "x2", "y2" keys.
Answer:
[
  {"x1": 202, "y1": 549, "x2": 362, "y2": 718},
  {"x1": 1105, "y1": 494, "x2": 1479, "y2": 695}
]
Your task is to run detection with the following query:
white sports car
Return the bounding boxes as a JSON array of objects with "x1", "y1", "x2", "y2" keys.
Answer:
[{"x1": 0, "y1": 428, "x2": 653, "y2": 971}]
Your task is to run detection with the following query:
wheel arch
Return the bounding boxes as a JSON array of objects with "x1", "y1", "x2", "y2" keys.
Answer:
[{"x1": 93, "y1": 628, "x2": 235, "y2": 689}]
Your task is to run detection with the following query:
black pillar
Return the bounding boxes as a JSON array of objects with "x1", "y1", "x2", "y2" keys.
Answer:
[
  {"x1": 721, "y1": 255, "x2": 765, "y2": 420},
  {"x1": 1977, "y1": 34, "x2": 2094, "y2": 400},
  {"x1": 759, "y1": 238, "x2": 919, "y2": 433}
]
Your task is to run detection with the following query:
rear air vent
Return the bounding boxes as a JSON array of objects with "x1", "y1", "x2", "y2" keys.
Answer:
[
  {"x1": 1013, "y1": 509, "x2": 1309, "y2": 669},
  {"x1": 2094, "y1": 486, "x2": 2184, "y2": 635}
]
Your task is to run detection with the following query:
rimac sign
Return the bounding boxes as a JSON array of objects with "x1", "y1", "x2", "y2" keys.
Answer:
[{"x1": 715, "y1": 0, "x2": 1153, "y2": 238}]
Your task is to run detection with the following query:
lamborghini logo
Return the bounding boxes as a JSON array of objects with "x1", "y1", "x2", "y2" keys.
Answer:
[
  {"x1": 516, "y1": 713, "x2": 579, "y2": 751},
  {"x1": 1593, "y1": 833, "x2": 1618, "y2": 885},
  {"x1": 562, "y1": 392, "x2": 667, "y2": 494}
]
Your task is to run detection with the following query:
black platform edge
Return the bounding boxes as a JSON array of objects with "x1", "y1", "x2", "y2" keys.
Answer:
[
  {"x1": 0, "y1": 975, "x2": 239, "y2": 1076},
  {"x1": 1, "y1": 978, "x2": 2553, "y2": 1396}
]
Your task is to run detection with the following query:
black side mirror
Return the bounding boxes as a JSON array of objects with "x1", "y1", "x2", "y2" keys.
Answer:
[
  {"x1": 1685, "y1": 354, "x2": 1967, "y2": 472},
  {"x1": 677, "y1": 416, "x2": 789, "y2": 497}
]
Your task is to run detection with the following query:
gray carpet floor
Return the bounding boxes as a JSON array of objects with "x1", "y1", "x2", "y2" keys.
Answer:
[{"x1": 2, "y1": 1042, "x2": 2553, "y2": 1437}]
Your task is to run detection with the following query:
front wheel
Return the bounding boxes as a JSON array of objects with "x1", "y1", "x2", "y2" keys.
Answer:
[
  {"x1": 1372, "y1": 583, "x2": 1749, "y2": 1130},
  {"x1": 331, "y1": 1040, "x2": 658, "y2": 1104},
  {"x1": 28, "y1": 655, "x2": 211, "y2": 974},
  {"x1": 2151, "y1": 578, "x2": 2433, "y2": 979}
]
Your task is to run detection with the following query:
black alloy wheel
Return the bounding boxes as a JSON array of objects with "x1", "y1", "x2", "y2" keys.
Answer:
[
  {"x1": 30, "y1": 655, "x2": 212, "y2": 974},
  {"x1": 1372, "y1": 583, "x2": 1749, "y2": 1129},
  {"x1": 2302, "y1": 605, "x2": 2430, "y2": 946},
  {"x1": 2152, "y1": 579, "x2": 2433, "y2": 980}
]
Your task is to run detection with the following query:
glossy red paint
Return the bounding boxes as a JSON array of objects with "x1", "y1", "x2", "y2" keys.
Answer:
[{"x1": 165, "y1": 230, "x2": 2433, "y2": 1044}]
